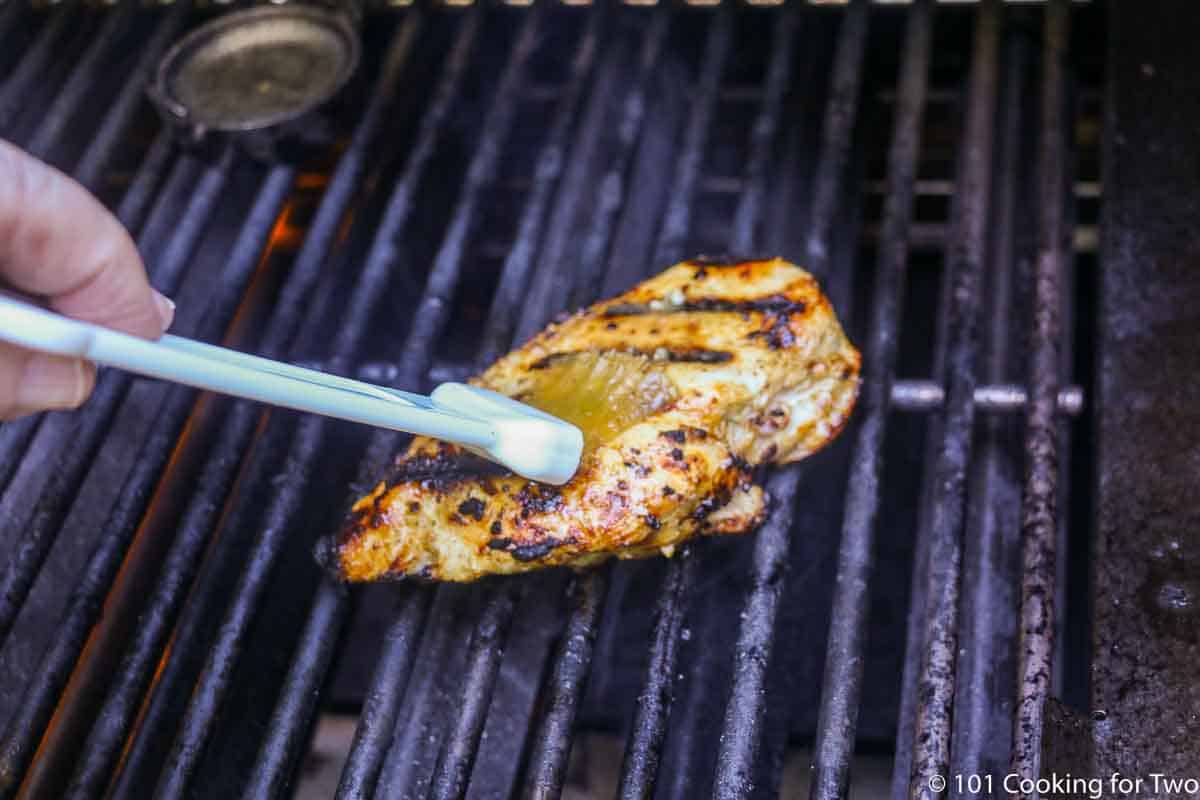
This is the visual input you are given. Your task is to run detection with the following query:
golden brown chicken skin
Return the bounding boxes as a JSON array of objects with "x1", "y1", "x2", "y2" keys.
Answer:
[{"x1": 323, "y1": 257, "x2": 860, "y2": 582}]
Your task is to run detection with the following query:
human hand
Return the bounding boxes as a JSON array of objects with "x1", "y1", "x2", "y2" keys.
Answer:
[{"x1": 0, "y1": 140, "x2": 174, "y2": 420}]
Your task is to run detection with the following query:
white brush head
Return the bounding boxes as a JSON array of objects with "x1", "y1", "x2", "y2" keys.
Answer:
[{"x1": 430, "y1": 383, "x2": 584, "y2": 485}]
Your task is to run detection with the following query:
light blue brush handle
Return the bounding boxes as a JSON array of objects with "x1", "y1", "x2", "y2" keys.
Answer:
[{"x1": 0, "y1": 292, "x2": 582, "y2": 484}]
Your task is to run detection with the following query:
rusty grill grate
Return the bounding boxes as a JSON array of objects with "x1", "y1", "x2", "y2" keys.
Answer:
[{"x1": 0, "y1": 1, "x2": 1113, "y2": 798}]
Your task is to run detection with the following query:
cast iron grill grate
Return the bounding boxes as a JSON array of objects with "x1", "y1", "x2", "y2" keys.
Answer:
[{"x1": 0, "y1": 1, "x2": 1105, "y2": 798}]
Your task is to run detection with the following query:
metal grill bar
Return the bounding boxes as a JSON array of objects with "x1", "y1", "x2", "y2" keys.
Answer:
[
  {"x1": 511, "y1": 30, "x2": 627, "y2": 345},
  {"x1": 0, "y1": 19, "x2": 182, "y2": 497},
  {"x1": 75, "y1": 7, "x2": 187, "y2": 193},
  {"x1": 520, "y1": 570, "x2": 608, "y2": 799},
  {"x1": 57, "y1": 169, "x2": 295, "y2": 798},
  {"x1": 25, "y1": 0, "x2": 132, "y2": 159},
  {"x1": 251, "y1": 12, "x2": 530, "y2": 797},
  {"x1": 394, "y1": 11, "x2": 543, "y2": 383},
  {"x1": 0, "y1": 417, "x2": 34, "y2": 496},
  {"x1": 526, "y1": 6, "x2": 719, "y2": 788},
  {"x1": 907, "y1": 4, "x2": 999, "y2": 798},
  {"x1": 477, "y1": 9, "x2": 602, "y2": 365},
  {"x1": 711, "y1": 3, "x2": 868, "y2": 797},
  {"x1": 429, "y1": 584, "x2": 524, "y2": 800},
  {"x1": 945, "y1": 21, "x2": 1028, "y2": 789},
  {"x1": 330, "y1": 15, "x2": 621, "y2": 797},
  {"x1": 354, "y1": 30, "x2": 562, "y2": 788},
  {"x1": 803, "y1": 1, "x2": 869, "y2": 285},
  {"x1": 652, "y1": 8, "x2": 733, "y2": 268},
  {"x1": 451, "y1": 6, "x2": 700, "y2": 796},
  {"x1": 648, "y1": 1, "x2": 864, "y2": 796},
  {"x1": 375, "y1": 13, "x2": 669, "y2": 797},
  {"x1": 0, "y1": 147, "x2": 230, "y2": 652},
  {"x1": 610, "y1": 10, "x2": 735, "y2": 797},
  {"x1": 243, "y1": 585, "x2": 347, "y2": 799},
  {"x1": 333, "y1": 589, "x2": 432, "y2": 799},
  {"x1": 330, "y1": 13, "x2": 645, "y2": 797},
  {"x1": 378, "y1": 590, "x2": 479, "y2": 795},
  {"x1": 806, "y1": 4, "x2": 930, "y2": 798},
  {"x1": 1010, "y1": 2, "x2": 1068, "y2": 792},
  {"x1": 891, "y1": 380, "x2": 1082, "y2": 415},
  {"x1": 889, "y1": 279, "x2": 946, "y2": 795},
  {"x1": 648, "y1": 6, "x2": 806, "y2": 796},
  {"x1": 0, "y1": 164, "x2": 293, "y2": 800},
  {"x1": 570, "y1": 10, "x2": 670, "y2": 306},
  {"x1": 94, "y1": 18, "x2": 443, "y2": 796},
  {"x1": 113, "y1": 131, "x2": 176, "y2": 236},
  {"x1": 334, "y1": 364, "x2": 1085, "y2": 416},
  {"x1": 238, "y1": 20, "x2": 431, "y2": 799},
  {"x1": 728, "y1": 9, "x2": 797, "y2": 255},
  {"x1": 144, "y1": 154, "x2": 229, "y2": 272},
  {"x1": 559, "y1": 7, "x2": 729, "y2": 782},
  {"x1": 878, "y1": 221, "x2": 1095, "y2": 251},
  {"x1": 152, "y1": 9, "x2": 533, "y2": 795},
  {"x1": 0, "y1": 131, "x2": 175, "y2": 482},
  {"x1": 1048, "y1": 46, "x2": 1077, "y2": 700},
  {"x1": 617, "y1": 549, "x2": 696, "y2": 799},
  {"x1": 0, "y1": 2, "x2": 75, "y2": 133},
  {"x1": 154, "y1": 335, "x2": 359, "y2": 795},
  {"x1": 415, "y1": 14, "x2": 611, "y2": 795},
  {"x1": 144, "y1": 17, "x2": 482, "y2": 797}
]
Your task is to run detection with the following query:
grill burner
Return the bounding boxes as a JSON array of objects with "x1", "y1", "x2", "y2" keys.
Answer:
[{"x1": 0, "y1": 1, "x2": 1145, "y2": 798}]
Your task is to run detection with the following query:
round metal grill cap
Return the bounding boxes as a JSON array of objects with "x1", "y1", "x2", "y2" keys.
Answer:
[{"x1": 151, "y1": 4, "x2": 360, "y2": 134}]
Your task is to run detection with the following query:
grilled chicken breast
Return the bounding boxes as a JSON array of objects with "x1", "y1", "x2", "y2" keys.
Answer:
[{"x1": 324, "y1": 257, "x2": 860, "y2": 582}]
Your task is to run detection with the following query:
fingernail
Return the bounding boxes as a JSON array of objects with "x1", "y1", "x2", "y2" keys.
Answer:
[
  {"x1": 153, "y1": 290, "x2": 176, "y2": 332},
  {"x1": 20, "y1": 355, "x2": 93, "y2": 410}
]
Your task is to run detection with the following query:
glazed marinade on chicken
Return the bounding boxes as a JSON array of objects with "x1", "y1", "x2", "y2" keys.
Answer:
[{"x1": 323, "y1": 257, "x2": 861, "y2": 583}]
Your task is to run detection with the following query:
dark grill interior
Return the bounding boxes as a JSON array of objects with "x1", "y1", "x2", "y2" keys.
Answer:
[{"x1": 0, "y1": 1, "x2": 1113, "y2": 798}]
